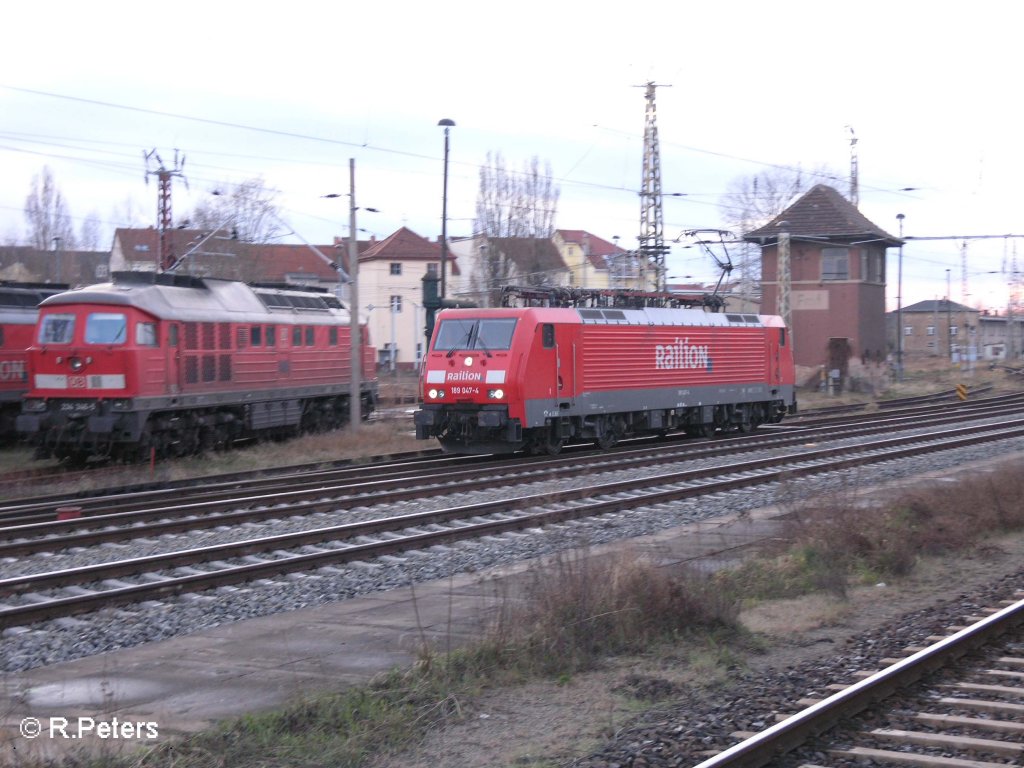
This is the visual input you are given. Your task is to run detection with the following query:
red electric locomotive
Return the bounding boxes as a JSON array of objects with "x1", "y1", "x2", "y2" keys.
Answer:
[
  {"x1": 414, "y1": 292, "x2": 796, "y2": 454},
  {"x1": 0, "y1": 282, "x2": 68, "y2": 440},
  {"x1": 17, "y1": 272, "x2": 377, "y2": 462}
]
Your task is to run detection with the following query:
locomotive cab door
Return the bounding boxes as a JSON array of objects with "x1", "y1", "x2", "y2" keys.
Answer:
[
  {"x1": 166, "y1": 322, "x2": 182, "y2": 394},
  {"x1": 552, "y1": 323, "x2": 575, "y2": 411},
  {"x1": 535, "y1": 322, "x2": 574, "y2": 425}
]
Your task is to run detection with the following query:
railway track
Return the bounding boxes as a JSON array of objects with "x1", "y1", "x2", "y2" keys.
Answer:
[
  {"x1": 692, "y1": 592, "x2": 1024, "y2": 768},
  {"x1": 2, "y1": 415, "x2": 1024, "y2": 630},
  {"x1": 4, "y1": 391, "x2": 1024, "y2": 529},
  {"x1": 0, "y1": 401, "x2": 1021, "y2": 551},
  {"x1": 2, "y1": 388, "x2": 1021, "y2": 507}
]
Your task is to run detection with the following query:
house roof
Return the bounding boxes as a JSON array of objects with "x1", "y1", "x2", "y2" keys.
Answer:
[
  {"x1": 898, "y1": 299, "x2": 977, "y2": 314},
  {"x1": 556, "y1": 229, "x2": 621, "y2": 269},
  {"x1": 489, "y1": 238, "x2": 566, "y2": 280},
  {"x1": 114, "y1": 228, "x2": 362, "y2": 282},
  {"x1": 360, "y1": 227, "x2": 459, "y2": 275},
  {"x1": 743, "y1": 185, "x2": 902, "y2": 246},
  {"x1": 0, "y1": 245, "x2": 109, "y2": 285}
]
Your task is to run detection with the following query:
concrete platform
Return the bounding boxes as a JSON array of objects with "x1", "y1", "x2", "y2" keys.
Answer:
[{"x1": 0, "y1": 510, "x2": 786, "y2": 763}]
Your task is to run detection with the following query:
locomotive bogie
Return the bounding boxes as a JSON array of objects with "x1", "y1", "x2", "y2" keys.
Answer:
[{"x1": 415, "y1": 305, "x2": 797, "y2": 455}]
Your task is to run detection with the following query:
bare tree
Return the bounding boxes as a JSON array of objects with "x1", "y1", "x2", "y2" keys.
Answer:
[
  {"x1": 188, "y1": 177, "x2": 283, "y2": 244},
  {"x1": 111, "y1": 196, "x2": 150, "y2": 231},
  {"x1": 24, "y1": 166, "x2": 76, "y2": 251},
  {"x1": 79, "y1": 211, "x2": 103, "y2": 251},
  {"x1": 473, "y1": 152, "x2": 560, "y2": 304},
  {"x1": 717, "y1": 165, "x2": 838, "y2": 298}
]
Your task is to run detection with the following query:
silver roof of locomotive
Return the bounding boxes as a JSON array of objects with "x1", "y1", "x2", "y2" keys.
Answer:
[{"x1": 39, "y1": 273, "x2": 354, "y2": 325}]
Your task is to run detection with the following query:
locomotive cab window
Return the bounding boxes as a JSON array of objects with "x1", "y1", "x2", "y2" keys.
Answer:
[
  {"x1": 38, "y1": 313, "x2": 76, "y2": 344},
  {"x1": 85, "y1": 313, "x2": 128, "y2": 345},
  {"x1": 779, "y1": 328, "x2": 786, "y2": 346},
  {"x1": 434, "y1": 317, "x2": 517, "y2": 352},
  {"x1": 251, "y1": 325, "x2": 263, "y2": 346}
]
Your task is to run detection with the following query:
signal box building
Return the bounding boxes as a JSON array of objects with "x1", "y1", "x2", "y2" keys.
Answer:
[{"x1": 744, "y1": 185, "x2": 902, "y2": 371}]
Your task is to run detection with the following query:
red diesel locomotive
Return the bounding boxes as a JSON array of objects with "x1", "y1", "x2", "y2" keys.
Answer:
[
  {"x1": 414, "y1": 298, "x2": 796, "y2": 454},
  {"x1": 0, "y1": 282, "x2": 68, "y2": 440},
  {"x1": 17, "y1": 272, "x2": 378, "y2": 462}
]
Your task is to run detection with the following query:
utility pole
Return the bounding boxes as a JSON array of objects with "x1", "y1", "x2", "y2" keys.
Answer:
[
  {"x1": 51, "y1": 237, "x2": 62, "y2": 284},
  {"x1": 946, "y1": 269, "x2": 953, "y2": 361},
  {"x1": 144, "y1": 149, "x2": 187, "y2": 271},
  {"x1": 637, "y1": 82, "x2": 670, "y2": 291},
  {"x1": 348, "y1": 159, "x2": 362, "y2": 430},
  {"x1": 896, "y1": 214, "x2": 905, "y2": 380},
  {"x1": 777, "y1": 224, "x2": 792, "y2": 350}
]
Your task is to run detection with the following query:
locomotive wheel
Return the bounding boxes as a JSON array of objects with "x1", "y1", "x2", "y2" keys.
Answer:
[
  {"x1": 595, "y1": 428, "x2": 618, "y2": 450},
  {"x1": 698, "y1": 423, "x2": 716, "y2": 438},
  {"x1": 541, "y1": 432, "x2": 564, "y2": 455}
]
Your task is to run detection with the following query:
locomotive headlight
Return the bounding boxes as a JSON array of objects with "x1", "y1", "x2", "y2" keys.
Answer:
[
  {"x1": 488, "y1": 388, "x2": 504, "y2": 399},
  {"x1": 69, "y1": 356, "x2": 84, "y2": 371},
  {"x1": 428, "y1": 388, "x2": 445, "y2": 399},
  {"x1": 464, "y1": 356, "x2": 473, "y2": 366}
]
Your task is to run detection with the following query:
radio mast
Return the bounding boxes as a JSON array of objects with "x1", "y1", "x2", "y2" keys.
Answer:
[{"x1": 144, "y1": 149, "x2": 188, "y2": 271}]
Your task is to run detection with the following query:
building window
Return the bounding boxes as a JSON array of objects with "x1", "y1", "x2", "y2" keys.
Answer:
[
  {"x1": 950, "y1": 326, "x2": 958, "y2": 336},
  {"x1": 426, "y1": 263, "x2": 438, "y2": 276},
  {"x1": 821, "y1": 248, "x2": 849, "y2": 280},
  {"x1": 904, "y1": 326, "x2": 913, "y2": 336},
  {"x1": 860, "y1": 248, "x2": 884, "y2": 283},
  {"x1": 390, "y1": 263, "x2": 402, "y2": 276},
  {"x1": 390, "y1": 295, "x2": 402, "y2": 313},
  {"x1": 926, "y1": 326, "x2": 935, "y2": 336}
]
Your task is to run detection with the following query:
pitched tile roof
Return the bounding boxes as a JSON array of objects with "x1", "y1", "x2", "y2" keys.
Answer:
[
  {"x1": 743, "y1": 185, "x2": 902, "y2": 246},
  {"x1": 556, "y1": 229, "x2": 621, "y2": 269},
  {"x1": 900, "y1": 299, "x2": 977, "y2": 314},
  {"x1": 489, "y1": 237, "x2": 566, "y2": 280},
  {"x1": 114, "y1": 228, "x2": 372, "y2": 282},
  {"x1": 360, "y1": 226, "x2": 459, "y2": 275}
]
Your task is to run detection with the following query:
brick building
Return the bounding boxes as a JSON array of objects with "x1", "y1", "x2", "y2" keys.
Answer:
[{"x1": 744, "y1": 185, "x2": 902, "y2": 371}]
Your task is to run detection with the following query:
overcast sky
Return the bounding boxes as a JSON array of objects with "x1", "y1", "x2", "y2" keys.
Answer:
[{"x1": 2, "y1": 1, "x2": 1020, "y2": 310}]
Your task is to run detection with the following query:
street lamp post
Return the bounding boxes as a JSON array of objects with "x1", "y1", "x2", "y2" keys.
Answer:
[
  {"x1": 896, "y1": 213, "x2": 905, "y2": 380},
  {"x1": 389, "y1": 296, "x2": 398, "y2": 375},
  {"x1": 347, "y1": 159, "x2": 362, "y2": 430},
  {"x1": 438, "y1": 118, "x2": 455, "y2": 299}
]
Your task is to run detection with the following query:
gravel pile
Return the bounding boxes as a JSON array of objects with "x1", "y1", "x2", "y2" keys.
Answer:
[
  {"x1": 2, "y1": 428, "x2": 1022, "y2": 674},
  {"x1": 571, "y1": 569, "x2": 1024, "y2": 767}
]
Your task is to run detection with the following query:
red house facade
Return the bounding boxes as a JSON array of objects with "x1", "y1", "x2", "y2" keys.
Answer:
[{"x1": 744, "y1": 185, "x2": 902, "y2": 370}]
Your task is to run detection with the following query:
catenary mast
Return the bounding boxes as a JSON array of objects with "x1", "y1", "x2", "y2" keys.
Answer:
[{"x1": 638, "y1": 82, "x2": 670, "y2": 292}]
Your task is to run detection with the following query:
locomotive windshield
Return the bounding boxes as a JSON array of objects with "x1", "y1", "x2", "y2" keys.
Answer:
[
  {"x1": 38, "y1": 313, "x2": 75, "y2": 344},
  {"x1": 434, "y1": 317, "x2": 517, "y2": 352},
  {"x1": 85, "y1": 312, "x2": 128, "y2": 345}
]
